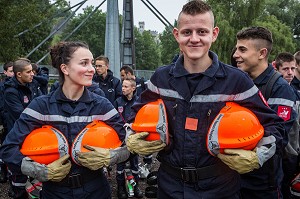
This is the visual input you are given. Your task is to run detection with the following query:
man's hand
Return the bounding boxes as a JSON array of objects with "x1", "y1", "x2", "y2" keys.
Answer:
[
  {"x1": 217, "y1": 149, "x2": 259, "y2": 174},
  {"x1": 77, "y1": 145, "x2": 130, "y2": 170},
  {"x1": 21, "y1": 154, "x2": 71, "y2": 182},
  {"x1": 47, "y1": 154, "x2": 71, "y2": 182},
  {"x1": 126, "y1": 132, "x2": 166, "y2": 155}
]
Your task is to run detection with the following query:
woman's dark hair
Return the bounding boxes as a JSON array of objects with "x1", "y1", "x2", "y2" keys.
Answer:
[{"x1": 50, "y1": 41, "x2": 89, "y2": 84}]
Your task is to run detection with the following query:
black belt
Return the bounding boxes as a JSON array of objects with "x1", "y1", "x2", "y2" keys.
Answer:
[
  {"x1": 56, "y1": 170, "x2": 102, "y2": 188},
  {"x1": 161, "y1": 161, "x2": 230, "y2": 183}
]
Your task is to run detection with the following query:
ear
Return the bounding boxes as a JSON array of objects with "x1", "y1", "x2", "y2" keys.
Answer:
[
  {"x1": 212, "y1": 26, "x2": 219, "y2": 43},
  {"x1": 173, "y1": 28, "x2": 179, "y2": 42},
  {"x1": 259, "y1": 48, "x2": 268, "y2": 59},
  {"x1": 16, "y1": 72, "x2": 22, "y2": 78},
  {"x1": 60, "y1": 64, "x2": 69, "y2": 75}
]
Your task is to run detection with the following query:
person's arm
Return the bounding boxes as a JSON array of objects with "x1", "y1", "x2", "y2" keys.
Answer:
[
  {"x1": 267, "y1": 81, "x2": 297, "y2": 147},
  {"x1": 33, "y1": 75, "x2": 48, "y2": 86},
  {"x1": 4, "y1": 89, "x2": 26, "y2": 123},
  {"x1": 115, "y1": 79, "x2": 122, "y2": 100}
]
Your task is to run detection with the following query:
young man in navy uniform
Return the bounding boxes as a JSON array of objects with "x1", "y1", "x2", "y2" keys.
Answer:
[{"x1": 125, "y1": 1, "x2": 285, "y2": 198}]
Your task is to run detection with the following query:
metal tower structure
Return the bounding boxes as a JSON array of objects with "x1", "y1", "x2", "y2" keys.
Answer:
[
  {"x1": 105, "y1": 0, "x2": 121, "y2": 78},
  {"x1": 120, "y1": 0, "x2": 135, "y2": 69}
]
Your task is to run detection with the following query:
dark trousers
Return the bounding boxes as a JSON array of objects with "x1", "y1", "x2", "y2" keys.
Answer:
[
  {"x1": 116, "y1": 155, "x2": 139, "y2": 183},
  {"x1": 241, "y1": 187, "x2": 282, "y2": 199},
  {"x1": 41, "y1": 175, "x2": 111, "y2": 199}
]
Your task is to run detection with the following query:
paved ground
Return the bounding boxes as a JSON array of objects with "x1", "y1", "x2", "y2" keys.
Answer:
[{"x1": 0, "y1": 156, "x2": 160, "y2": 199}]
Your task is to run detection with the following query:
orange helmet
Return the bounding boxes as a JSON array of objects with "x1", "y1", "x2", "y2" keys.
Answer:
[
  {"x1": 20, "y1": 126, "x2": 69, "y2": 165},
  {"x1": 132, "y1": 99, "x2": 169, "y2": 145},
  {"x1": 71, "y1": 120, "x2": 122, "y2": 165},
  {"x1": 207, "y1": 102, "x2": 264, "y2": 156}
]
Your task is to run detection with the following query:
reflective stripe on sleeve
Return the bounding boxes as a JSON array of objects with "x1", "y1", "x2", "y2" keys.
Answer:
[
  {"x1": 267, "y1": 98, "x2": 294, "y2": 107},
  {"x1": 22, "y1": 107, "x2": 118, "y2": 123},
  {"x1": 148, "y1": 80, "x2": 259, "y2": 102}
]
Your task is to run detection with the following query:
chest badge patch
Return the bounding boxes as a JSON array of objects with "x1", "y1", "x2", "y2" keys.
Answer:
[
  {"x1": 24, "y1": 96, "x2": 29, "y2": 103},
  {"x1": 118, "y1": 106, "x2": 124, "y2": 113},
  {"x1": 277, "y1": 106, "x2": 291, "y2": 121}
]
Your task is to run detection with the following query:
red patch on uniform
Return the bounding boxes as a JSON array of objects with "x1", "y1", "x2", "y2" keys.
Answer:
[
  {"x1": 24, "y1": 96, "x2": 29, "y2": 103},
  {"x1": 258, "y1": 91, "x2": 269, "y2": 107},
  {"x1": 277, "y1": 106, "x2": 291, "y2": 121},
  {"x1": 118, "y1": 106, "x2": 123, "y2": 113}
]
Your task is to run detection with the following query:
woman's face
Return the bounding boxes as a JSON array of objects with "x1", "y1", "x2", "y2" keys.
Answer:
[{"x1": 62, "y1": 47, "x2": 95, "y2": 87}]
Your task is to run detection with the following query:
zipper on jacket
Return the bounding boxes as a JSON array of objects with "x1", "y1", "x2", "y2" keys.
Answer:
[
  {"x1": 173, "y1": 104, "x2": 177, "y2": 121},
  {"x1": 207, "y1": 109, "x2": 212, "y2": 129}
]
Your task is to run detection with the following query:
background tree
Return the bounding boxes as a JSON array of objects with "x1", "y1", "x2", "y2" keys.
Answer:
[
  {"x1": 159, "y1": 24, "x2": 179, "y2": 65},
  {"x1": 134, "y1": 28, "x2": 161, "y2": 70},
  {"x1": 60, "y1": 6, "x2": 107, "y2": 58}
]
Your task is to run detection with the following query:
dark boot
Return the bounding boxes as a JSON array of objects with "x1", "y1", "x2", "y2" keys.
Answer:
[
  {"x1": 134, "y1": 183, "x2": 143, "y2": 198},
  {"x1": 117, "y1": 184, "x2": 128, "y2": 199}
]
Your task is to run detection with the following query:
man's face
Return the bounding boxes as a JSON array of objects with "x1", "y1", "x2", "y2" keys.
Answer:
[
  {"x1": 94, "y1": 60, "x2": 108, "y2": 76},
  {"x1": 277, "y1": 61, "x2": 296, "y2": 84},
  {"x1": 122, "y1": 80, "x2": 135, "y2": 97},
  {"x1": 4, "y1": 66, "x2": 14, "y2": 77},
  {"x1": 173, "y1": 12, "x2": 219, "y2": 61},
  {"x1": 233, "y1": 39, "x2": 261, "y2": 74},
  {"x1": 17, "y1": 64, "x2": 34, "y2": 84},
  {"x1": 120, "y1": 70, "x2": 133, "y2": 81}
]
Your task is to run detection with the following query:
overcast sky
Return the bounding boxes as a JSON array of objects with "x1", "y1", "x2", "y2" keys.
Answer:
[{"x1": 68, "y1": 0, "x2": 188, "y2": 33}]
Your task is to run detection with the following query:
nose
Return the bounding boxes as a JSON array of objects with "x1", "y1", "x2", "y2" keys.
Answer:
[
  {"x1": 233, "y1": 50, "x2": 239, "y2": 59},
  {"x1": 190, "y1": 31, "x2": 199, "y2": 42},
  {"x1": 88, "y1": 64, "x2": 95, "y2": 73}
]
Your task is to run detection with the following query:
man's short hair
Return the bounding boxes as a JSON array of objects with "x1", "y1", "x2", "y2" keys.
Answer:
[
  {"x1": 123, "y1": 77, "x2": 136, "y2": 87},
  {"x1": 236, "y1": 26, "x2": 273, "y2": 56},
  {"x1": 31, "y1": 63, "x2": 38, "y2": 72},
  {"x1": 95, "y1": 55, "x2": 109, "y2": 65},
  {"x1": 13, "y1": 58, "x2": 31, "y2": 74},
  {"x1": 274, "y1": 52, "x2": 296, "y2": 70},
  {"x1": 120, "y1": 65, "x2": 134, "y2": 75},
  {"x1": 3, "y1": 61, "x2": 13, "y2": 71},
  {"x1": 178, "y1": 0, "x2": 214, "y2": 27},
  {"x1": 294, "y1": 51, "x2": 300, "y2": 65}
]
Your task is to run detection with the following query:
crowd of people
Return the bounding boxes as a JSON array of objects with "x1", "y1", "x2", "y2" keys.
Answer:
[{"x1": 0, "y1": 0, "x2": 300, "y2": 199}]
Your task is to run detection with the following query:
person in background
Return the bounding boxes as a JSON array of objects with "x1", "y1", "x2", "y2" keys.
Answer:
[
  {"x1": 119, "y1": 65, "x2": 152, "y2": 173},
  {"x1": 274, "y1": 52, "x2": 296, "y2": 85},
  {"x1": 0, "y1": 61, "x2": 14, "y2": 184},
  {"x1": 120, "y1": 65, "x2": 147, "y2": 97},
  {"x1": 93, "y1": 55, "x2": 122, "y2": 104},
  {"x1": 233, "y1": 27, "x2": 297, "y2": 199},
  {"x1": 126, "y1": 1, "x2": 285, "y2": 198},
  {"x1": 114, "y1": 78, "x2": 143, "y2": 199},
  {"x1": 0, "y1": 61, "x2": 14, "y2": 140},
  {"x1": 31, "y1": 63, "x2": 49, "y2": 95},
  {"x1": 0, "y1": 41, "x2": 130, "y2": 199},
  {"x1": 274, "y1": 52, "x2": 300, "y2": 198},
  {"x1": 292, "y1": 51, "x2": 300, "y2": 91},
  {"x1": 2, "y1": 58, "x2": 34, "y2": 199}
]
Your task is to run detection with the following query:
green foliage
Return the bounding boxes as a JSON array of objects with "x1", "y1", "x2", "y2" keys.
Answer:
[
  {"x1": 1, "y1": 0, "x2": 299, "y2": 70},
  {"x1": 134, "y1": 28, "x2": 161, "y2": 70},
  {"x1": 0, "y1": 0, "x2": 55, "y2": 62},
  {"x1": 60, "y1": 6, "x2": 107, "y2": 58},
  {"x1": 254, "y1": 16, "x2": 296, "y2": 61},
  {"x1": 159, "y1": 25, "x2": 179, "y2": 65}
]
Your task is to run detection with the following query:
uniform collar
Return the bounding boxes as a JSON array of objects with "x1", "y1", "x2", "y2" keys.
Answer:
[
  {"x1": 50, "y1": 86, "x2": 94, "y2": 104},
  {"x1": 292, "y1": 76, "x2": 300, "y2": 86},
  {"x1": 253, "y1": 64, "x2": 274, "y2": 85},
  {"x1": 171, "y1": 51, "x2": 224, "y2": 78}
]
